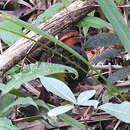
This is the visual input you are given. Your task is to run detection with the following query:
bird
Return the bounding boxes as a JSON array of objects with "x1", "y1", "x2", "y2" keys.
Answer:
[
  {"x1": 57, "y1": 27, "x2": 89, "y2": 87},
  {"x1": 28, "y1": 26, "x2": 89, "y2": 89}
]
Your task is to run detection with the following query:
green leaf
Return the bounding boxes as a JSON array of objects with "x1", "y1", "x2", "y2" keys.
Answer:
[
  {"x1": 77, "y1": 90, "x2": 99, "y2": 108},
  {"x1": 77, "y1": 90, "x2": 96, "y2": 101},
  {"x1": 0, "y1": 94, "x2": 15, "y2": 116},
  {"x1": 35, "y1": 0, "x2": 72, "y2": 24},
  {"x1": 99, "y1": 101, "x2": 130, "y2": 123},
  {"x1": 0, "y1": 97, "x2": 38, "y2": 116},
  {"x1": 40, "y1": 77, "x2": 76, "y2": 104},
  {"x1": 97, "y1": 0, "x2": 130, "y2": 55},
  {"x1": 0, "y1": 118, "x2": 19, "y2": 130},
  {"x1": 77, "y1": 16, "x2": 112, "y2": 28},
  {"x1": 0, "y1": 117, "x2": 12, "y2": 125},
  {"x1": 85, "y1": 33, "x2": 121, "y2": 48},
  {"x1": 59, "y1": 114, "x2": 85, "y2": 130},
  {"x1": 24, "y1": 62, "x2": 78, "y2": 78},
  {"x1": 48, "y1": 105, "x2": 74, "y2": 116},
  {"x1": 0, "y1": 21, "x2": 23, "y2": 45},
  {"x1": 0, "y1": 94, "x2": 15, "y2": 110}
]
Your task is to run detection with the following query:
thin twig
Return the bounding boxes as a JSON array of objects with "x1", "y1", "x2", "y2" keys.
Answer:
[{"x1": 113, "y1": 120, "x2": 121, "y2": 130}]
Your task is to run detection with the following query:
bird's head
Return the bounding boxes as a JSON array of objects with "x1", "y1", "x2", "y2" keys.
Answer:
[{"x1": 58, "y1": 29, "x2": 87, "y2": 58}]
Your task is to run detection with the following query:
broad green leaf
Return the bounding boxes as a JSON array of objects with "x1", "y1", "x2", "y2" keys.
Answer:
[
  {"x1": 24, "y1": 62, "x2": 78, "y2": 78},
  {"x1": 0, "y1": 118, "x2": 19, "y2": 130},
  {"x1": 59, "y1": 114, "x2": 85, "y2": 130},
  {"x1": 91, "y1": 48, "x2": 122, "y2": 64},
  {"x1": 35, "y1": 0, "x2": 72, "y2": 24},
  {"x1": 77, "y1": 90, "x2": 99, "y2": 108},
  {"x1": 0, "y1": 21, "x2": 23, "y2": 45},
  {"x1": 108, "y1": 66, "x2": 130, "y2": 83},
  {"x1": 77, "y1": 90, "x2": 98, "y2": 108},
  {"x1": 97, "y1": 0, "x2": 130, "y2": 55},
  {"x1": 77, "y1": 90, "x2": 96, "y2": 101},
  {"x1": 0, "y1": 97, "x2": 38, "y2": 116},
  {"x1": 40, "y1": 77, "x2": 76, "y2": 104},
  {"x1": 78, "y1": 100, "x2": 99, "y2": 108},
  {"x1": 77, "y1": 16, "x2": 112, "y2": 28},
  {"x1": 48, "y1": 105, "x2": 74, "y2": 116},
  {"x1": 85, "y1": 33, "x2": 121, "y2": 48},
  {"x1": 99, "y1": 101, "x2": 130, "y2": 123}
]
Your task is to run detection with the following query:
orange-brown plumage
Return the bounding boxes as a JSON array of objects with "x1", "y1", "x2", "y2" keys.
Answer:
[
  {"x1": 59, "y1": 31, "x2": 79, "y2": 41},
  {"x1": 59, "y1": 30, "x2": 81, "y2": 46},
  {"x1": 63, "y1": 37, "x2": 80, "y2": 46}
]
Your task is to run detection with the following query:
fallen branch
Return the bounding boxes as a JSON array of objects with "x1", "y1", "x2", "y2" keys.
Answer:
[{"x1": 0, "y1": 0, "x2": 96, "y2": 76}]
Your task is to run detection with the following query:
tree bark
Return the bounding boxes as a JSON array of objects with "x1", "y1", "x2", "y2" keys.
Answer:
[{"x1": 0, "y1": 0, "x2": 96, "y2": 76}]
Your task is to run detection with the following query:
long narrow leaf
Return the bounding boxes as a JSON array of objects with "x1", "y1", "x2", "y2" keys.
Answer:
[{"x1": 24, "y1": 62, "x2": 78, "y2": 78}]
